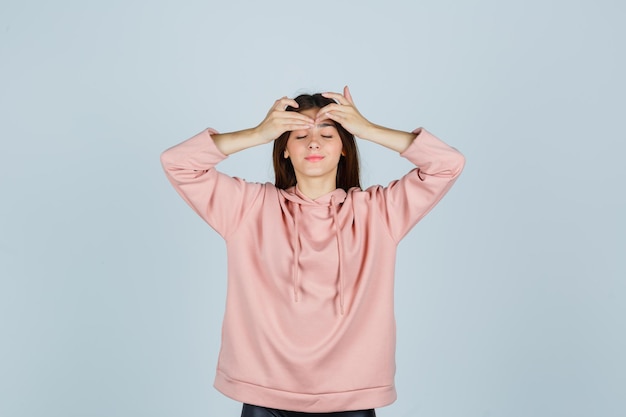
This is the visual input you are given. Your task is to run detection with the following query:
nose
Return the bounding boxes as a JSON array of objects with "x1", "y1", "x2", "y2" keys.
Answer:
[{"x1": 308, "y1": 137, "x2": 320, "y2": 149}]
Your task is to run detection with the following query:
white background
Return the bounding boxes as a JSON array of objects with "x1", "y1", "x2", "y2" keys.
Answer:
[{"x1": 1, "y1": 1, "x2": 624, "y2": 416}]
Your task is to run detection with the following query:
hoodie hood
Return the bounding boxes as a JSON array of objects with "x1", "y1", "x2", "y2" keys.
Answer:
[
  {"x1": 279, "y1": 185, "x2": 347, "y2": 206},
  {"x1": 278, "y1": 186, "x2": 348, "y2": 315}
]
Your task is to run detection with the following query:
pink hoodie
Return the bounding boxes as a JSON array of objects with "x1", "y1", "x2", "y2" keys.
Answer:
[{"x1": 161, "y1": 128, "x2": 464, "y2": 412}]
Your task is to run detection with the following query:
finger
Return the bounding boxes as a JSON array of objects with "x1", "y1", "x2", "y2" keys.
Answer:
[
  {"x1": 321, "y1": 91, "x2": 349, "y2": 105},
  {"x1": 279, "y1": 111, "x2": 315, "y2": 124},
  {"x1": 277, "y1": 124, "x2": 313, "y2": 134},
  {"x1": 269, "y1": 124, "x2": 311, "y2": 139},
  {"x1": 320, "y1": 111, "x2": 345, "y2": 123},
  {"x1": 343, "y1": 85, "x2": 354, "y2": 104},
  {"x1": 315, "y1": 103, "x2": 346, "y2": 120},
  {"x1": 269, "y1": 106, "x2": 315, "y2": 122},
  {"x1": 274, "y1": 97, "x2": 299, "y2": 110},
  {"x1": 284, "y1": 119, "x2": 315, "y2": 129},
  {"x1": 287, "y1": 123, "x2": 313, "y2": 130}
]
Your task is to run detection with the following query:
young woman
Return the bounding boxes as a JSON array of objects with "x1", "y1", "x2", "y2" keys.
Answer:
[{"x1": 161, "y1": 87, "x2": 465, "y2": 417}]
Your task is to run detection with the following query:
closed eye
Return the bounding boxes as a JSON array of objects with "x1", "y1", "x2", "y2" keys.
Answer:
[
  {"x1": 296, "y1": 135, "x2": 307, "y2": 139},
  {"x1": 322, "y1": 135, "x2": 333, "y2": 139}
]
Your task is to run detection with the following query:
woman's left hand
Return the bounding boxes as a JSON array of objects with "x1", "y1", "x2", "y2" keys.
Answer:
[{"x1": 317, "y1": 86, "x2": 375, "y2": 139}]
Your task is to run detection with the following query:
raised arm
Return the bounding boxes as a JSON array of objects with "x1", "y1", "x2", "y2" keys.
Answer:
[
  {"x1": 160, "y1": 97, "x2": 317, "y2": 238},
  {"x1": 212, "y1": 97, "x2": 315, "y2": 155},
  {"x1": 318, "y1": 86, "x2": 465, "y2": 241},
  {"x1": 316, "y1": 86, "x2": 417, "y2": 153}
]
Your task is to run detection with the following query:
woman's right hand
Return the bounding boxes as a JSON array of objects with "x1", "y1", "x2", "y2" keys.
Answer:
[
  {"x1": 212, "y1": 97, "x2": 314, "y2": 155},
  {"x1": 252, "y1": 97, "x2": 315, "y2": 143}
]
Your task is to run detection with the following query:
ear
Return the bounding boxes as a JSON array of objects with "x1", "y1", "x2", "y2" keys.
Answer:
[
  {"x1": 284, "y1": 149, "x2": 289, "y2": 159},
  {"x1": 341, "y1": 149, "x2": 346, "y2": 156}
]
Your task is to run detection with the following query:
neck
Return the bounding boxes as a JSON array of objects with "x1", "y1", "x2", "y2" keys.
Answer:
[{"x1": 295, "y1": 177, "x2": 337, "y2": 200}]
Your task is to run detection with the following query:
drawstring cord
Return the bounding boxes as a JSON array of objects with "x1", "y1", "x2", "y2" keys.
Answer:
[
  {"x1": 290, "y1": 194, "x2": 345, "y2": 315},
  {"x1": 331, "y1": 195, "x2": 345, "y2": 315},
  {"x1": 292, "y1": 206, "x2": 300, "y2": 302}
]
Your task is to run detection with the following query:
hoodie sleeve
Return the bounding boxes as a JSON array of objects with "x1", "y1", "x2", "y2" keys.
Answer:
[
  {"x1": 371, "y1": 128, "x2": 465, "y2": 242},
  {"x1": 160, "y1": 128, "x2": 265, "y2": 239}
]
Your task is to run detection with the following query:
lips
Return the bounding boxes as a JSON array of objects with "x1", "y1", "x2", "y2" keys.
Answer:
[{"x1": 305, "y1": 155, "x2": 324, "y2": 162}]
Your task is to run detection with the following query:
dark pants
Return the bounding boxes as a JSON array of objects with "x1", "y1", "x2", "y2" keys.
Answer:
[{"x1": 241, "y1": 403, "x2": 376, "y2": 417}]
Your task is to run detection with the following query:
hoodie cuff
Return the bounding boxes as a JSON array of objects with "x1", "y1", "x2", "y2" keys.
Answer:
[{"x1": 400, "y1": 128, "x2": 465, "y2": 177}]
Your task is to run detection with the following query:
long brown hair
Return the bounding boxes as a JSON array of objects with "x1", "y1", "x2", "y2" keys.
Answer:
[{"x1": 272, "y1": 93, "x2": 361, "y2": 192}]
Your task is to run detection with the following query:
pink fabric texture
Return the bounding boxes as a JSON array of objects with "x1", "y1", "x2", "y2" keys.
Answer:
[{"x1": 161, "y1": 128, "x2": 465, "y2": 412}]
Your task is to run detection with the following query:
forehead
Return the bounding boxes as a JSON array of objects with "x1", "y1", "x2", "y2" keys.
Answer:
[{"x1": 298, "y1": 108, "x2": 318, "y2": 118}]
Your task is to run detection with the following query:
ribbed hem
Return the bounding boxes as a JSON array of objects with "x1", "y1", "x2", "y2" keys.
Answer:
[{"x1": 214, "y1": 370, "x2": 397, "y2": 413}]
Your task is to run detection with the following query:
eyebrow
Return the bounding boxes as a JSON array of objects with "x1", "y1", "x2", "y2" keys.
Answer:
[{"x1": 316, "y1": 122, "x2": 334, "y2": 128}]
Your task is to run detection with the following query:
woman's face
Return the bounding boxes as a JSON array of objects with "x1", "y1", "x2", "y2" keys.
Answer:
[{"x1": 284, "y1": 108, "x2": 344, "y2": 185}]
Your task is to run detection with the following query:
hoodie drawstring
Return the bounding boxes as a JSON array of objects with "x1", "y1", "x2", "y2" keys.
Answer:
[
  {"x1": 330, "y1": 195, "x2": 345, "y2": 315},
  {"x1": 288, "y1": 191, "x2": 345, "y2": 315},
  {"x1": 292, "y1": 206, "x2": 300, "y2": 303}
]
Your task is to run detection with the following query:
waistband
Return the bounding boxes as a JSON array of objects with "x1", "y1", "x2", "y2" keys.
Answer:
[{"x1": 241, "y1": 403, "x2": 377, "y2": 417}]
